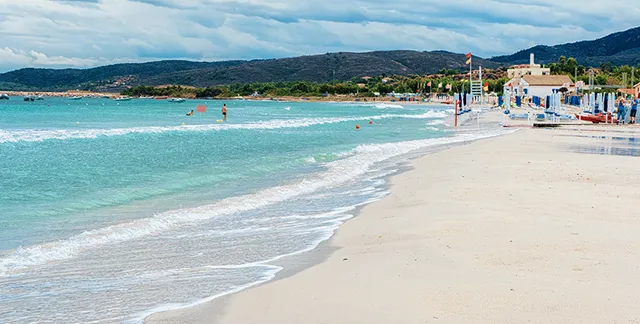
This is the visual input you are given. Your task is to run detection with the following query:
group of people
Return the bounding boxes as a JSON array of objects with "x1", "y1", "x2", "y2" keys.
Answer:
[
  {"x1": 186, "y1": 104, "x2": 227, "y2": 120},
  {"x1": 616, "y1": 98, "x2": 638, "y2": 125}
]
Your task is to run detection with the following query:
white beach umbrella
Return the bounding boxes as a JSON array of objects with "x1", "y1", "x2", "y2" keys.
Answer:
[
  {"x1": 584, "y1": 94, "x2": 588, "y2": 109},
  {"x1": 598, "y1": 93, "x2": 604, "y2": 112}
]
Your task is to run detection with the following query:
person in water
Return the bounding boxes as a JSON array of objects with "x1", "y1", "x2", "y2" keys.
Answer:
[
  {"x1": 222, "y1": 104, "x2": 227, "y2": 120},
  {"x1": 186, "y1": 110, "x2": 194, "y2": 116},
  {"x1": 630, "y1": 97, "x2": 638, "y2": 124}
]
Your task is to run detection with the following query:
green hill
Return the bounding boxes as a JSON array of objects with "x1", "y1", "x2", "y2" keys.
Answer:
[
  {"x1": 0, "y1": 51, "x2": 500, "y2": 92},
  {"x1": 491, "y1": 26, "x2": 640, "y2": 66}
]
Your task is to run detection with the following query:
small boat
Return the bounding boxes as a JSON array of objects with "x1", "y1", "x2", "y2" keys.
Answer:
[
  {"x1": 101, "y1": 95, "x2": 111, "y2": 99},
  {"x1": 23, "y1": 96, "x2": 35, "y2": 102},
  {"x1": 575, "y1": 113, "x2": 618, "y2": 124},
  {"x1": 36, "y1": 96, "x2": 44, "y2": 100},
  {"x1": 113, "y1": 96, "x2": 132, "y2": 102},
  {"x1": 1, "y1": 93, "x2": 10, "y2": 100},
  {"x1": 69, "y1": 96, "x2": 83, "y2": 100},
  {"x1": 139, "y1": 96, "x2": 154, "y2": 99},
  {"x1": 168, "y1": 98, "x2": 186, "y2": 103}
]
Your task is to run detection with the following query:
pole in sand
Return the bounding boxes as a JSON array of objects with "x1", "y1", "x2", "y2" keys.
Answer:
[{"x1": 455, "y1": 100, "x2": 460, "y2": 128}]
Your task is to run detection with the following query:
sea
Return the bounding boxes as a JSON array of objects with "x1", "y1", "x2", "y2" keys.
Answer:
[{"x1": 0, "y1": 97, "x2": 505, "y2": 323}]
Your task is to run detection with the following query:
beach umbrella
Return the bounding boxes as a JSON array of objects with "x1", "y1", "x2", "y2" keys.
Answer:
[
  {"x1": 584, "y1": 94, "x2": 588, "y2": 109},
  {"x1": 504, "y1": 89, "x2": 511, "y2": 110}
]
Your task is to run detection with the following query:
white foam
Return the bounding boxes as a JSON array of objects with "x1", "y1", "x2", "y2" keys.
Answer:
[
  {"x1": 126, "y1": 264, "x2": 281, "y2": 324},
  {"x1": 374, "y1": 103, "x2": 405, "y2": 109},
  {"x1": 427, "y1": 119, "x2": 445, "y2": 126},
  {"x1": 0, "y1": 112, "x2": 445, "y2": 143},
  {"x1": 0, "y1": 128, "x2": 511, "y2": 276},
  {"x1": 130, "y1": 211, "x2": 357, "y2": 323}
]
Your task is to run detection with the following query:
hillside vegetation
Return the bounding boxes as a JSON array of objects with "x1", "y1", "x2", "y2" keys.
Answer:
[
  {"x1": 0, "y1": 51, "x2": 499, "y2": 91},
  {"x1": 491, "y1": 26, "x2": 640, "y2": 66}
]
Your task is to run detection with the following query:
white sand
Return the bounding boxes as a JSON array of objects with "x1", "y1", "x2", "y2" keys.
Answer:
[{"x1": 147, "y1": 123, "x2": 640, "y2": 324}]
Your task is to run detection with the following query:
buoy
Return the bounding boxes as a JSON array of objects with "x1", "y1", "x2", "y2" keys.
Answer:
[
  {"x1": 369, "y1": 120, "x2": 373, "y2": 125},
  {"x1": 355, "y1": 124, "x2": 360, "y2": 129},
  {"x1": 217, "y1": 120, "x2": 223, "y2": 123}
]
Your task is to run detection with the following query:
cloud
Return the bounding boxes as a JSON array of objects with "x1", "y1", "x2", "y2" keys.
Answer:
[{"x1": 0, "y1": 0, "x2": 639, "y2": 72}]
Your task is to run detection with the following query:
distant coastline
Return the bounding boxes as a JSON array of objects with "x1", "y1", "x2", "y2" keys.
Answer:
[
  {"x1": 0, "y1": 90, "x2": 448, "y2": 104},
  {"x1": 0, "y1": 90, "x2": 120, "y2": 98}
]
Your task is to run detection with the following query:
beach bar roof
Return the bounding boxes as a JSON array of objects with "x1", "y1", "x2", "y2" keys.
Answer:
[{"x1": 522, "y1": 75, "x2": 573, "y2": 87}]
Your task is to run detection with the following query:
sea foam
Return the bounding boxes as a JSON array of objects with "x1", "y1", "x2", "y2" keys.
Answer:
[
  {"x1": 0, "y1": 112, "x2": 447, "y2": 143},
  {"x1": 0, "y1": 128, "x2": 509, "y2": 277}
]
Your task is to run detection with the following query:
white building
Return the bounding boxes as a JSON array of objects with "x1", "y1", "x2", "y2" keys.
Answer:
[
  {"x1": 504, "y1": 75, "x2": 573, "y2": 98},
  {"x1": 507, "y1": 53, "x2": 551, "y2": 78}
]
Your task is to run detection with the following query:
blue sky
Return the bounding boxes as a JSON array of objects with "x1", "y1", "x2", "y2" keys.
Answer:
[{"x1": 0, "y1": 0, "x2": 638, "y2": 72}]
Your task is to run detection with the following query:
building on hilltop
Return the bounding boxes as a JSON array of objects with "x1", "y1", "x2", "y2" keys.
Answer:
[
  {"x1": 507, "y1": 53, "x2": 551, "y2": 78},
  {"x1": 504, "y1": 75, "x2": 573, "y2": 98}
]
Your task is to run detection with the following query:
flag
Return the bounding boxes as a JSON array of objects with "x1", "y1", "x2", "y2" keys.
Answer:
[
  {"x1": 466, "y1": 58, "x2": 471, "y2": 65},
  {"x1": 466, "y1": 52, "x2": 472, "y2": 58},
  {"x1": 484, "y1": 82, "x2": 489, "y2": 87},
  {"x1": 196, "y1": 105, "x2": 207, "y2": 113},
  {"x1": 427, "y1": 81, "x2": 432, "y2": 87},
  {"x1": 483, "y1": 85, "x2": 489, "y2": 92}
]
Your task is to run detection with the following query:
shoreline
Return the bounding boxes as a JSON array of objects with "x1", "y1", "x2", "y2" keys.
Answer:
[
  {"x1": 0, "y1": 90, "x2": 455, "y2": 105},
  {"x1": 144, "y1": 115, "x2": 507, "y2": 323},
  {"x1": 148, "y1": 117, "x2": 640, "y2": 324}
]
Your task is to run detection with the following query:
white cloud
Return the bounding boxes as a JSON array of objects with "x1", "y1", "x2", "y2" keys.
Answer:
[{"x1": 0, "y1": 0, "x2": 639, "y2": 72}]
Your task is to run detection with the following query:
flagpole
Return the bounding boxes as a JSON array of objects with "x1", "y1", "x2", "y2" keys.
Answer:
[{"x1": 469, "y1": 53, "x2": 472, "y2": 101}]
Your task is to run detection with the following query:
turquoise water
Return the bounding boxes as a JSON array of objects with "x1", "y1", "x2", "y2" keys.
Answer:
[{"x1": 0, "y1": 97, "x2": 503, "y2": 323}]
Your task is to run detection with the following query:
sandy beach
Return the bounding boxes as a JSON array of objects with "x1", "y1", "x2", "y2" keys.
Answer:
[{"x1": 147, "y1": 116, "x2": 640, "y2": 324}]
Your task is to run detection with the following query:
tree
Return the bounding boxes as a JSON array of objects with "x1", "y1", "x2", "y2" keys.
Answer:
[
  {"x1": 558, "y1": 56, "x2": 567, "y2": 65},
  {"x1": 600, "y1": 62, "x2": 614, "y2": 73}
]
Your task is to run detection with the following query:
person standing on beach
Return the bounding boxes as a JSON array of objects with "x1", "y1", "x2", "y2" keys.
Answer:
[
  {"x1": 630, "y1": 97, "x2": 638, "y2": 124},
  {"x1": 222, "y1": 104, "x2": 227, "y2": 120},
  {"x1": 617, "y1": 99, "x2": 626, "y2": 125}
]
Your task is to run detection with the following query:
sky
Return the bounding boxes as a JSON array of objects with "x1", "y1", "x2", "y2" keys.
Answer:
[{"x1": 0, "y1": 0, "x2": 639, "y2": 72}]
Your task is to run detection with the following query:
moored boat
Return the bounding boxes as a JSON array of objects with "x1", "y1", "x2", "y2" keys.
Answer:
[
  {"x1": 168, "y1": 98, "x2": 186, "y2": 103},
  {"x1": 113, "y1": 96, "x2": 132, "y2": 101},
  {"x1": 24, "y1": 96, "x2": 35, "y2": 102},
  {"x1": 1, "y1": 93, "x2": 10, "y2": 100},
  {"x1": 69, "y1": 96, "x2": 83, "y2": 100}
]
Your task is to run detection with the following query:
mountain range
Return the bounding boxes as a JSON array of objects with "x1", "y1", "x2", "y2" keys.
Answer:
[
  {"x1": 491, "y1": 26, "x2": 640, "y2": 66},
  {"x1": 1, "y1": 26, "x2": 639, "y2": 92},
  {"x1": 0, "y1": 51, "x2": 498, "y2": 92}
]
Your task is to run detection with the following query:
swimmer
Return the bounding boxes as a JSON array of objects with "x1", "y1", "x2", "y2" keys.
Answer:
[
  {"x1": 222, "y1": 104, "x2": 227, "y2": 120},
  {"x1": 186, "y1": 110, "x2": 194, "y2": 116}
]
